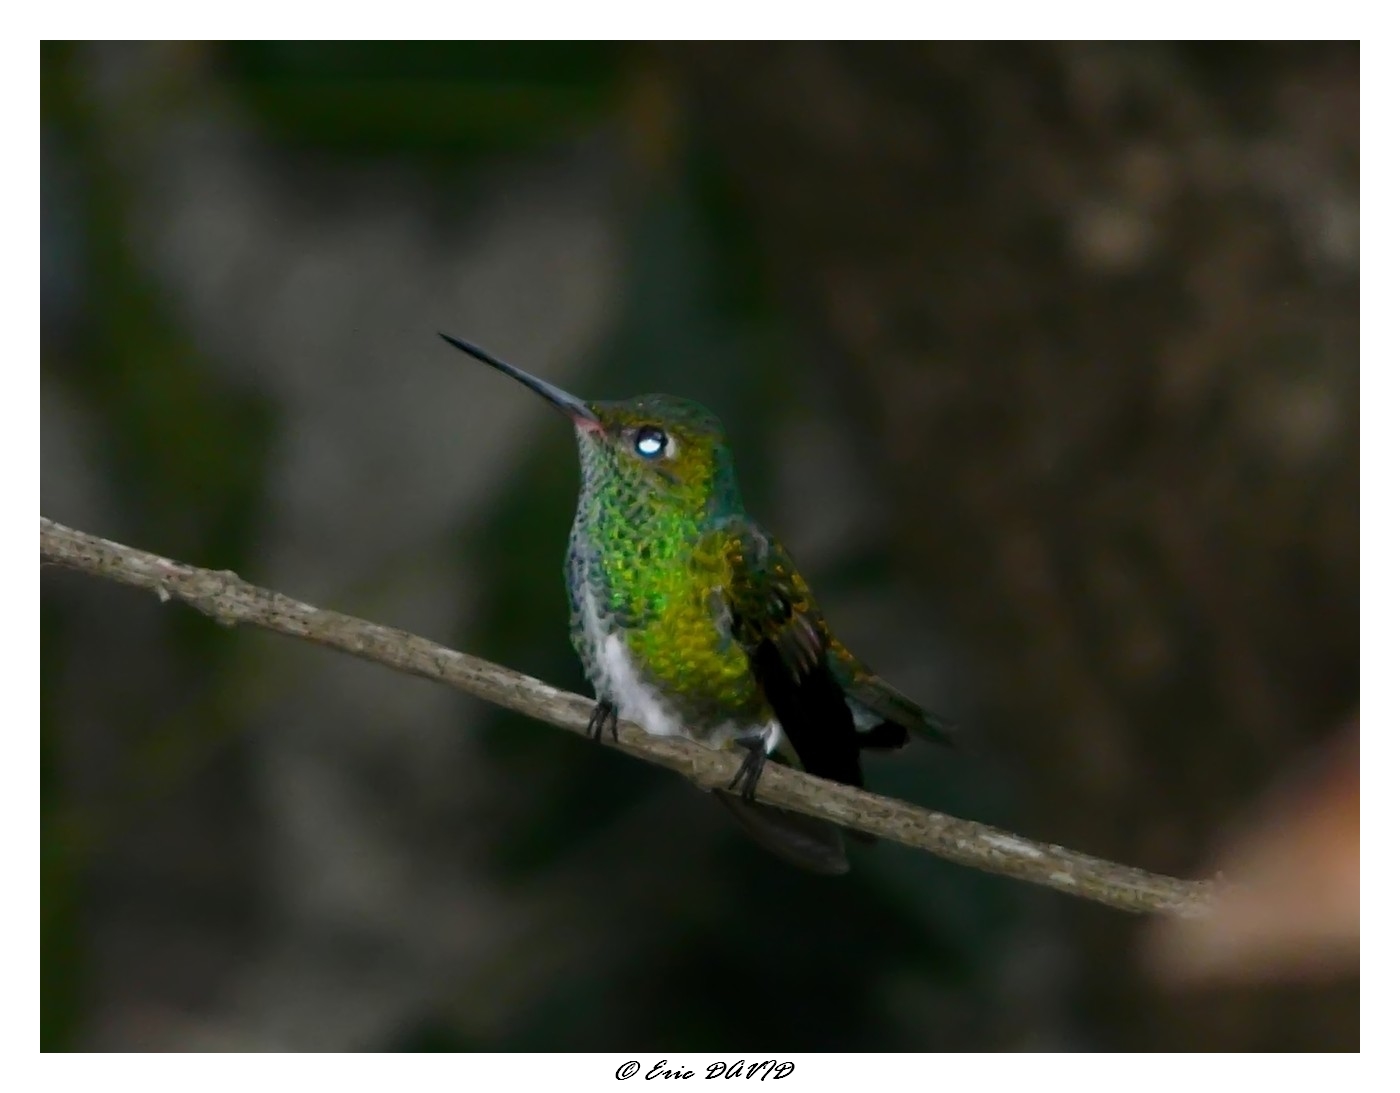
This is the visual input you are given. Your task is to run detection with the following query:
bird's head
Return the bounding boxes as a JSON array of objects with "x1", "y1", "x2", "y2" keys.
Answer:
[{"x1": 441, "y1": 334, "x2": 741, "y2": 516}]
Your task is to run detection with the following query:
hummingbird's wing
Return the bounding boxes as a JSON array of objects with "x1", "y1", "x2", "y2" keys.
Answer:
[
  {"x1": 704, "y1": 518, "x2": 951, "y2": 870},
  {"x1": 714, "y1": 518, "x2": 872, "y2": 791},
  {"x1": 716, "y1": 517, "x2": 955, "y2": 758}
]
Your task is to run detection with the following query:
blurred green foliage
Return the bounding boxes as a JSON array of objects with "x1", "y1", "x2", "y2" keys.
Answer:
[{"x1": 224, "y1": 42, "x2": 626, "y2": 156}]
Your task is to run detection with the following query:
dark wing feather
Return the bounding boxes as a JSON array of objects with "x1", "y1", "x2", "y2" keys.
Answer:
[{"x1": 716, "y1": 520, "x2": 868, "y2": 792}]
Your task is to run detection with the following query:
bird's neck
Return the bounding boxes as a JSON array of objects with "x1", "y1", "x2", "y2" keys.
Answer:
[{"x1": 575, "y1": 481, "x2": 713, "y2": 551}]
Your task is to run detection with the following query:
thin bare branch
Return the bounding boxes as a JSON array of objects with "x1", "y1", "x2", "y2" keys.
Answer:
[{"x1": 40, "y1": 515, "x2": 1216, "y2": 917}]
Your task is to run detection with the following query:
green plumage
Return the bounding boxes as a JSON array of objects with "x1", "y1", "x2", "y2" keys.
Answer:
[{"x1": 441, "y1": 334, "x2": 951, "y2": 873}]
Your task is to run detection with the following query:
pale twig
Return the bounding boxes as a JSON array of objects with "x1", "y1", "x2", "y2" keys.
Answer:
[{"x1": 40, "y1": 516, "x2": 1216, "y2": 917}]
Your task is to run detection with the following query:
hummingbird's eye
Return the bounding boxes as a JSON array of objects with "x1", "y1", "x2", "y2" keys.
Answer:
[{"x1": 634, "y1": 426, "x2": 668, "y2": 459}]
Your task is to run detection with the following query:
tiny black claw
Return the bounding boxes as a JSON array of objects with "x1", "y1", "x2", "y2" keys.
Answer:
[
  {"x1": 727, "y1": 737, "x2": 768, "y2": 802},
  {"x1": 586, "y1": 699, "x2": 619, "y2": 744}
]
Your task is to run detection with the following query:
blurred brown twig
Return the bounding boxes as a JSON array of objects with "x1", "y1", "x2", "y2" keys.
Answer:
[{"x1": 41, "y1": 515, "x2": 1217, "y2": 917}]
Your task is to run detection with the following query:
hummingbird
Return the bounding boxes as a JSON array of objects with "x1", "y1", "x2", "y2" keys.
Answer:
[{"x1": 441, "y1": 333, "x2": 951, "y2": 874}]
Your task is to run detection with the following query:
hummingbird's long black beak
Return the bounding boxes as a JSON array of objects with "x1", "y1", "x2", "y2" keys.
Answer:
[{"x1": 439, "y1": 333, "x2": 602, "y2": 431}]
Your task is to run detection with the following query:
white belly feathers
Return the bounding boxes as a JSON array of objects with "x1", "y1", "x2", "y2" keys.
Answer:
[{"x1": 578, "y1": 587, "x2": 782, "y2": 755}]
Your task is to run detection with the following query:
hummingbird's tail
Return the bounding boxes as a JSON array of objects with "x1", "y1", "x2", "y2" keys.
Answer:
[{"x1": 710, "y1": 793, "x2": 850, "y2": 875}]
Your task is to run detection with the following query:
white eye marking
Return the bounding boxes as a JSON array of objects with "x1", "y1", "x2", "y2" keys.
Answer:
[{"x1": 634, "y1": 426, "x2": 668, "y2": 459}]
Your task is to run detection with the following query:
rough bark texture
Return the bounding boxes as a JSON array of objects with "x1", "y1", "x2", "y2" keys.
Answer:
[{"x1": 669, "y1": 41, "x2": 1358, "y2": 1050}]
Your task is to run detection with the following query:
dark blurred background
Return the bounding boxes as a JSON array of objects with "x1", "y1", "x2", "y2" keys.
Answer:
[{"x1": 41, "y1": 42, "x2": 1358, "y2": 1051}]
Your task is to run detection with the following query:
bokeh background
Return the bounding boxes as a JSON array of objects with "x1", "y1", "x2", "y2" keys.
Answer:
[{"x1": 41, "y1": 42, "x2": 1358, "y2": 1051}]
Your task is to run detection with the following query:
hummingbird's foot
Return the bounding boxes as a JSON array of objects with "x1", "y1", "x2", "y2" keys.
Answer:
[
  {"x1": 727, "y1": 736, "x2": 768, "y2": 802},
  {"x1": 586, "y1": 699, "x2": 619, "y2": 744}
]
